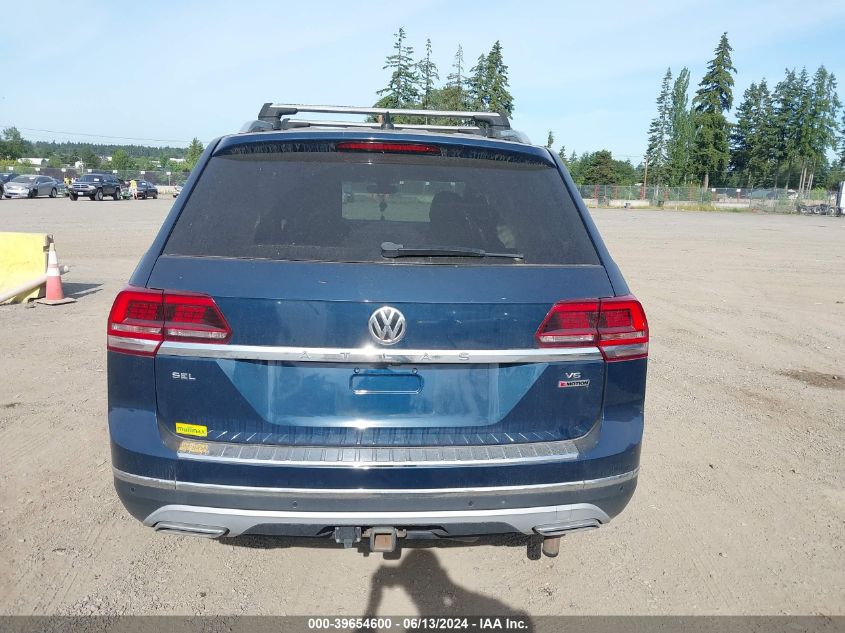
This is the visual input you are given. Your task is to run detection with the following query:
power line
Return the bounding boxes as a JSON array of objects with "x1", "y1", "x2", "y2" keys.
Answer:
[{"x1": 1, "y1": 125, "x2": 191, "y2": 144}]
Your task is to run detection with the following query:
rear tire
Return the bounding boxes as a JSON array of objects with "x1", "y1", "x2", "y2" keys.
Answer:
[
  {"x1": 50, "y1": 188, "x2": 57, "y2": 198},
  {"x1": 95, "y1": 189, "x2": 103, "y2": 201},
  {"x1": 113, "y1": 188, "x2": 121, "y2": 201}
]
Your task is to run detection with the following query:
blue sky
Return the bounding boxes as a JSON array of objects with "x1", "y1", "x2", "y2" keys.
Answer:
[{"x1": 2, "y1": 0, "x2": 844, "y2": 162}]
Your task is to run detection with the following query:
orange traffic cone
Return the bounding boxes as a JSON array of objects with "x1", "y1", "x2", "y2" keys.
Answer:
[{"x1": 37, "y1": 242, "x2": 76, "y2": 306}]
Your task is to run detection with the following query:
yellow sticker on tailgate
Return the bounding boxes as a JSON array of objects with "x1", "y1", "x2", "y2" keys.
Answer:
[{"x1": 175, "y1": 422, "x2": 208, "y2": 437}]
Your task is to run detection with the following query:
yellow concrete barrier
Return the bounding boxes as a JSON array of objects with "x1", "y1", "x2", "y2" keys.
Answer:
[{"x1": 0, "y1": 232, "x2": 50, "y2": 303}]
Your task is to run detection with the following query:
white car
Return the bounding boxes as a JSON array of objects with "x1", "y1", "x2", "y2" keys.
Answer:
[{"x1": 3, "y1": 175, "x2": 59, "y2": 198}]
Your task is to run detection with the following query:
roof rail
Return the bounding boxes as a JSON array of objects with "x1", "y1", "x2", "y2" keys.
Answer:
[{"x1": 240, "y1": 103, "x2": 523, "y2": 141}]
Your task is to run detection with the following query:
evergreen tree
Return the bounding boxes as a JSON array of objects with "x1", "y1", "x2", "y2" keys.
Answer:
[
  {"x1": 691, "y1": 32, "x2": 736, "y2": 188},
  {"x1": 750, "y1": 80, "x2": 778, "y2": 186},
  {"x1": 575, "y1": 150, "x2": 639, "y2": 186},
  {"x1": 729, "y1": 80, "x2": 778, "y2": 188},
  {"x1": 484, "y1": 41, "x2": 514, "y2": 115},
  {"x1": 185, "y1": 138, "x2": 204, "y2": 170},
  {"x1": 802, "y1": 66, "x2": 841, "y2": 192},
  {"x1": 730, "y1": 83, "x2": 753, "y2": 184},
  {"x1": 793, "y1": 67, "x2": 813, "y2": 193},
  {"x1": 375, "y1": 27, "x2": 420, "y2": 109},
  {"x1": 558, "y1": 145, "x2": 567, "y2": 163},
  {"x1": 545, "y1": 131, "x2": 555, "y2": 149},
  {"x1": 772, "y1": 69, "x2": 800, "y2": 188},
  {"x1": 467, "y1": 42, "x2": 515, "y2": 114},
  {"x1": 582, "y1": 150, "x2": 617, "y2": 184},
  {"x1": 827, "y1": 158, "x2": 845, "y2": 189},
  {"x1": 666, "y1": 68, "x2": 693, "y2": 185},
  {"x1": 645, "y1": 68, "x2": 673, "y2": 187},
  {"x1": 440, "y1": 44, "x2": 469, "y2": 111},
  {"x1": 840, "y1": 110, "x2": 845, "y2": 167},
  {"x1": 568, "y1": 152, "x2": 585, "y2": 183},
  {"x1": 468, "y1": 53, "x2": 489, "y2": 110},
  {"x1": 417, "y1": 38, "x2": 439, "y2": 109}
]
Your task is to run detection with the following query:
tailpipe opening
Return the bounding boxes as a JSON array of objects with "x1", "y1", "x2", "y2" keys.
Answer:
[{"x1": 541, "y1": 536, "x2": 561, "y2": 558}]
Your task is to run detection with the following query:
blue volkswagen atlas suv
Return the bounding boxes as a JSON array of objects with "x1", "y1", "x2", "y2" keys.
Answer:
[{"x1": 107, "y1": 103, "x2": 648, "y2": 557}]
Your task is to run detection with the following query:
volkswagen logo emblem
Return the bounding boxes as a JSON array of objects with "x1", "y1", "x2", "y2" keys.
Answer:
[{"x1": 368, "y1": 306, "x2": 406, "y2": 345}]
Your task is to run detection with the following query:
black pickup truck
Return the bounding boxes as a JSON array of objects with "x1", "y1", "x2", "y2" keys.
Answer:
[{"x1": 70, "y1": 173, "x2": 121, "y2": 201}]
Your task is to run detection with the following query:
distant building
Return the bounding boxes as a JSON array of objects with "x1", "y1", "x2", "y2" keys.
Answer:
[
  {"x1": 18, "y1": 157, "x2": 48, "y2": 166},
  {"x1": 171, "y1": 158, "x2": 186, "y2": 164}
]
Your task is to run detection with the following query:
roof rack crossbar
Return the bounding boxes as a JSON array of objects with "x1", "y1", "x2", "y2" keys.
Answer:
[
  {"x1": 277, "y1": 119, "x2": 483, "y2": 133},
  {"x1": 256, "y1": 103, "x2": 511, "y2": 136}
]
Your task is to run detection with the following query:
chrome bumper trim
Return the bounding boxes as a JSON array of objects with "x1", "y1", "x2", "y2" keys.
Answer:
[
  {"x1": 166, "y1": 433, "x2": 581, "y2": 467},
  {"x1": 142, "y1": 501, "x2": 612, "y2": 537},
  {"x1": 156, "y1": 341, "x2": 602, "y2": 364},
  {"x1": 113, "y1": 467, "x2": 638, "y2": 497}
]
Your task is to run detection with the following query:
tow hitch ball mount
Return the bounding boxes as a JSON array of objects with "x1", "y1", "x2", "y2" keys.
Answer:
[{"x1": 334, "y1": 526, "x2": 401, "y2": 553}]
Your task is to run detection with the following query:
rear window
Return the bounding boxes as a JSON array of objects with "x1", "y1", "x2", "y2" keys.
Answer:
[{"x1": 164, "y1": 142, "x2": 599, "y2": 266}]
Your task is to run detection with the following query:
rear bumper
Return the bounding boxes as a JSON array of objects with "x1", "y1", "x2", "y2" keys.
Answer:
[
  {"x1": 108, "y1": 353, "x2": 646, "y2": 539},
  {"x1": 113, "y1": 467, "x2": 637, "y2": 538}
]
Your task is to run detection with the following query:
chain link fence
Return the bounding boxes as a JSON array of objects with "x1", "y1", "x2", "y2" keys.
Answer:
[{"x1": 575, "y1": 185, "x2": 833, "y2": 212}]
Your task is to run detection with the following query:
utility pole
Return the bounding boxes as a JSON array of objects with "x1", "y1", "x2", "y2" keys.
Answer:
[{"x1": 641, "y1": 156, "x2": 649, "y2": 200}]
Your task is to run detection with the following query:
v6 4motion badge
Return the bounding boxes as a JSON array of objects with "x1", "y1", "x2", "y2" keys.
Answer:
[{"x1": 558, "y1": 372, "x2": 590, "y2": 389}]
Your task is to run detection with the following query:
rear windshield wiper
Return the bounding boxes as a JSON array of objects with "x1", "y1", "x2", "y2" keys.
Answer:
[{"x1": 381, "y1": 242, "x2": 524, "y2": 260}]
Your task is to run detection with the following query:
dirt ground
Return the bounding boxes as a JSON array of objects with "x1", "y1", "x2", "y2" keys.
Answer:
[{"x1": 0, "y1": 197, "x2": 843, "y2": 616}]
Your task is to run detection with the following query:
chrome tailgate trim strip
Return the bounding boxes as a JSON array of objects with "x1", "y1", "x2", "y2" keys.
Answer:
[{"x1": 157, "y1": 341, "x2": 602, "y2": 364}]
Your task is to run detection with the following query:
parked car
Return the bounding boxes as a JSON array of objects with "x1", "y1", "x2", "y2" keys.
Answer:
[
  {"x1": 107, "y1": 103, "x2": 648, "y2": 558},
  {"x1": 172, "y1": 184, "x2": 183, "y2": 198},
  {"x1": 0, "y1": 172, "x2": 20, "y2": 197},
  {"x1": 134, "y1": 180, "x2": 159, "y2": 199},
  {"x1": 70, "y1": 173, "x2": 121, "y2": 201},
  {"x1": 51, "y1": 178, "x2": 67, "y2": 197},
  {"x1": 3, "y1": 174, "x2": 59, "y2": 198}
]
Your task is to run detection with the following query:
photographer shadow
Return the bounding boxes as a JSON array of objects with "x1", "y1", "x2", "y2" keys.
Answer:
[{"x1": 361, "y1": 549, "x2": 532, "y2": 619}]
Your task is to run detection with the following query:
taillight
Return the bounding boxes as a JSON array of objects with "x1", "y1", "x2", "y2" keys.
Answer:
[
  {"x1": 336, "y1": 141, "x2": 441, "y2": 155},
  {"x1": 536, "y1": 296, "x2": 648, "y2": 361},
  {"x1": 107, "y1": 286, "x2": 231, "y2": 356}
]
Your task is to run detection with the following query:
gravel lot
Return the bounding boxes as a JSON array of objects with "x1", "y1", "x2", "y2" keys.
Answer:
[{"x1": 1, "y1": 197, "x2": 843, "y2": 616}]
